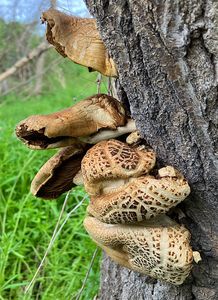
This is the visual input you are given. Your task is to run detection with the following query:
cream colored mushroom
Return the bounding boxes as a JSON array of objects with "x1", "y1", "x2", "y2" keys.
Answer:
[
  {"x1": 16, "y1": 94, "x2": 126, "y2": 149},
  {"x1": 87, "y1": 166, "x2": 190, "y2": 224},
  {"x1": 31, "y1": 143, "x2": 87, "y2": 199},
  {"x1": 41, "y1": 9, "x2": 117, "y2": 77},
  {"x1": 84, "y1": 215, "x2": 193, "y2": 285},
  {"x1": 80, "y1": 119, "x2": 137, "y2": 144},
  {"x1": 81, "y1": 139, "x2": 156, "y2": 196},
  {"x1": 126, "y1": 130, "x2": 141, "y2": 145}
]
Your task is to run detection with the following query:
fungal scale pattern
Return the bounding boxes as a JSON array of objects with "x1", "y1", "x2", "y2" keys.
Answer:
[
  {"x1": 15, "y1": 89, "x2": 195, "y2": 285},
  {"x1": 88, "y1": 174, "x2": 190, "y2": 224},
  {"x1": 81, "y1": 139, "x2": 194, "y2": 284},
  {"x1": 84, "y1": 217, "x2": 193, "y2": 285},
  {"x1": 81, "y1": 139, "x2": 156, "y2": 195}
]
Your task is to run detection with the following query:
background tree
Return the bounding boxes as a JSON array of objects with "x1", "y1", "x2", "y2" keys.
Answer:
[
  {"x1": 85, "y1": 1, "x2": 218, "y2": 299},
  {"x1": 0, "y1": 0, "x2": 91, "y2": 99}
]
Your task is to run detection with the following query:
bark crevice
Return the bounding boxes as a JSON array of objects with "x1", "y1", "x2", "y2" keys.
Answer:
[{"x1": 85, "y1": 1, "x2": 218, "y2": 299}]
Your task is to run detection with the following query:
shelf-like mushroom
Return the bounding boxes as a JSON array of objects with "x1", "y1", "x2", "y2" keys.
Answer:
[
  {"x1": 84, "y1": 215, "x2": 193, "y2": 285},
  {"x1": 31, "y1": 144, "x2": 86, "y2": 199},
  {"x1": 81, "y1": 139, "x2": 156, "y2": 195},
  {"x1": 16, "y1": 94, "x2": 126, "y2": 149},
  {"x1": 41, "y1": 9, "x2": 117, "y2": 77},
  {"x1": 87, "y1": 166, "x2": 190, "y2": 224}
]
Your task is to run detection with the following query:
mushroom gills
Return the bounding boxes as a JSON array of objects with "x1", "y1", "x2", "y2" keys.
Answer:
[
  {"x1": 31, "y1": 144, "x2": 87, "y2": 199},
  {"x1": 17, "y1": 125, "x2": 77, "y2": 149}
]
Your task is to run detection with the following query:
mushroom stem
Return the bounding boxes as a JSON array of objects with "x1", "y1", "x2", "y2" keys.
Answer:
[{"x1": 80, "y1": 119, "x2": 136, "y2": 144}]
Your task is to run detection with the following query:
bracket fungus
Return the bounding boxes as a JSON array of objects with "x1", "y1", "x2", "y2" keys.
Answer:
[
  {"x1": 86, "y1": 166, "x2": 191, "y2": 224},
  {"x1": 78, "y1": 138, "x2": 197, "y2": 284},
  {"x1": 16, "y1": 94, "x2": 127, "y2": 149},
  {"x1": 81, "y1": 139, "x2": 156, "y2": 196},
  {"x1": 15, "y1": 91, "x2": 200, "y2": 285},
  {"x1": 41, "y1": 9, "x2": 117, "y2": 77},
  {"x1": 31, "y1": 144, "x2": 87, "y2": 199},
  {"x1": 84, "y1": 216, "x2": 193, "y2": 285}
]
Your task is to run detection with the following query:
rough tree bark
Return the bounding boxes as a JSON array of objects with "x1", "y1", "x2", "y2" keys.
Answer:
[{"x1": 85, "y1": 1, "x2": 218, "y2": 299}]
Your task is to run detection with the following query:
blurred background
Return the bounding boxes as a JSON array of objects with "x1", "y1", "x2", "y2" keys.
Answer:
[{"x1": 0, "y1": 1, "x2": 106, "y2": 299}]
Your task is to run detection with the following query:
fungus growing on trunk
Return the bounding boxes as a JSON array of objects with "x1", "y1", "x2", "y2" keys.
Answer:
[
  {"x1": 81, "y1": 139, "x2": 156, "y2": 195},
  {"x1": 16, "y1": 94, "x2": 127, "y2": 149},
  {"x1": 31, "y1": 144, "x2": 87, "y2": 199},
  {"x1": 15, "y1": 90, "x2": 199, "y2": 284},
  {"x1": 87, "y1": 166, "x2": 191, "y2": 224},
  {"x1": 84, "y1": 215, "x2": 194, "y2": 285},
  {"x1": 41, "y1": 8, "x2": 117, "y2": 77},
  {"x1": 79, "y1": 139, "x2": 199, "y2": 283}
]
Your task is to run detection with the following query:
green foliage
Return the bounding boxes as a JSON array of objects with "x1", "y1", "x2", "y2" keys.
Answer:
[
  {"x1": 0, "y1": 18, "x2": 41, "y2": 71},
  {"x1": 0, "y1": 63, "x2": 108, "y2": 299}
]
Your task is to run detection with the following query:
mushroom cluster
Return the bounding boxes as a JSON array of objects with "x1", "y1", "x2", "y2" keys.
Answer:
[
  {"x1": 81, "y1": 140, "x2": 194, "y2": 285},
  {"x1": 15, "y1": 8, "x2": 201, "y2": 285},
  {"x1": 16, "y1": 93, "x2": 199, "y2": 285}
]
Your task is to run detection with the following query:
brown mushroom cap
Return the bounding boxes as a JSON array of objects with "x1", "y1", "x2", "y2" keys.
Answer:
[
  {"x1": 84, "y1": 216, "x2": 193, "y2": 285},
  {"x1": 16, "y1": 94, "x2": 126, "y2": 149},
  {"x1": 81, "y1": 139, "x2": 156, "y2": 195},
  {"x1": 31, "y1": 144, "x2": 87, "y2": 199},
  {"x1": 41, "y1": 8, "x2": 117, "y2": 77},
  {"x1": 87, "y1": 166, "x2": 190, "y2": 224}
]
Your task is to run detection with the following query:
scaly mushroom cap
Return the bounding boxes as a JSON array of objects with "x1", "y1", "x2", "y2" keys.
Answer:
[
  {"x1": 81, "y1": 139, "x2": 156, "y2": 195},
  {"x1": 84, "y1": 216, "x2": 193, "y2": 285},
  {"x1": 41, "y1": 9, "x2": 117, "y2": 77},
  {"x1": 16, "y1": 94, "x2": 126, "y2": 149},
  {"x1": 31, "y1": 144, "x2": 86, "y2": 199},
  {"x1": 87, "y1": 166, "x2": 191, "y2": 224}
]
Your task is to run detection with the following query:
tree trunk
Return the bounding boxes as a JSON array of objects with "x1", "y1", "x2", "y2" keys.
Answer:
[{"x1": 85, "y1": 1, "x2": 218, "y2": 299}]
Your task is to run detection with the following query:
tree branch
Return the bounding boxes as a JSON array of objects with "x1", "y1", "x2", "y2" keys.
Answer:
[{"x1": 0, "y1": 42, "x2": 52, "y2": 82}]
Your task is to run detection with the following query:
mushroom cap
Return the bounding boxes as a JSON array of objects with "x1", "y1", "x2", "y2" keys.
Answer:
[
  {"x1": 84, "y1": 216, "x2": 193, "y2": 285},
  {"x1": 31, "y1": 144, "x2": 86, "y2": 199},
  {"x1": 41, "y1": 9, "x2": 117, "y2": 77},
  {"x1": 16, "y1": 94, "x2": 126, "y2": 149},
  {"x1": 87, "y1": 166, "x2": 191, "y2": 224},
  {"x1": 81, "y1": 139, "x2": 156, "y2": 195}
]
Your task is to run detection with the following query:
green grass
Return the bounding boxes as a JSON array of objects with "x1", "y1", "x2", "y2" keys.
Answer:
[{"x1": 0, "y1": 62, "x2": 107, "y2": 299}]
